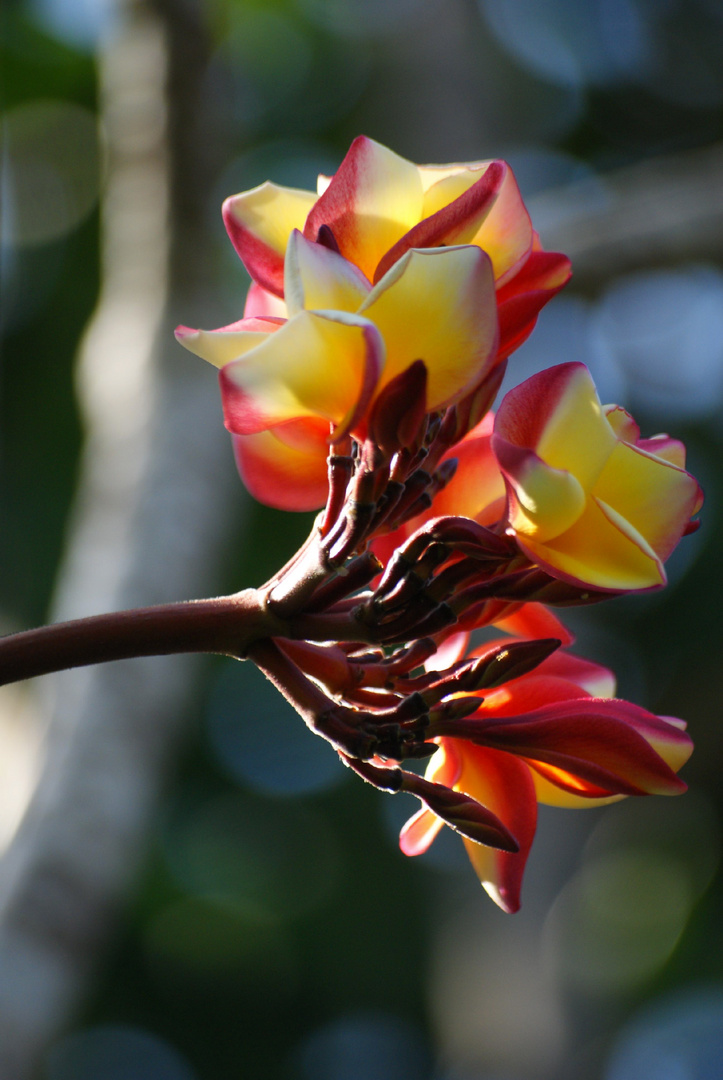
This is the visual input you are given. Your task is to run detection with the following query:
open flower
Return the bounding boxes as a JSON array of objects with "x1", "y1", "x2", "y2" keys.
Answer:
[
  {"x1": 492, "y1": 362, "x2": 703, "y2": 592},
  {"x1": 400, "y1": 643, "x2": 693, "y2": 912},
  {"x1": 177, "y1": 230, "x2": 498, "y2": 509},
  {"x1": 221, "y1": 136, "x2": 571, "y2": 362}
]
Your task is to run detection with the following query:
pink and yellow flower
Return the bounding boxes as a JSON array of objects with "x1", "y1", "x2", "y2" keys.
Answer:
[
  {"x1": 177, "y1": 230, "x2": 498, "y2": 509},
  {"x1": 400, "y1": 643, "x2": 693, "y2": 912},
  {"x1": 492, "y1": 362, "x2": 703, "y2": 592},
  {"x1": 222, "y1": 136, "x2": 571, "y2": 363}
]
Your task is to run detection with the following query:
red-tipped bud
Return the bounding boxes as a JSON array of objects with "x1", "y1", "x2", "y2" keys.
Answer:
[
  {"x1": 369, "y1": 360, "x2": 428, "y2": 456},
  {"x1": 401, "y1": 773, "x2": 519, "y2": 852}
]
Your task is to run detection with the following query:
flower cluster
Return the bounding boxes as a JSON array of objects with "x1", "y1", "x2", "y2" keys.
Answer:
[{"x1": 177, "y1": 137, "x2": 701, "y2": 911}]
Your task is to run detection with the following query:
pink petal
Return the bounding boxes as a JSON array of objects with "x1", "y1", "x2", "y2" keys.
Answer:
[{"x1": 231, "y1": 418, "x2": 330, "y2": 511}]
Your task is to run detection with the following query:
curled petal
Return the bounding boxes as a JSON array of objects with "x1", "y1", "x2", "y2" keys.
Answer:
[
  {"x1": 231, "y1": 418, "x2": 330, "y2": 511},
  {"x1": 220, "y1": 310, "x2": 383, "y2": 438},
  {"x1": 359, "y1": 245, "x2": 499, "y2": 410},
  {"x1": 496, "y1": 250, "x2": 572, "y2": 360},
  {"x1": 592, "y1": 440, "x2": 703, "y2": 562},
  {"x1": 284, "y1": 229, "x2": 371, "y2": 317},
  {"x1": 467, "y1": 162, "x2": 533, "y2": 285},
  {"x1": 495, "y1": 363, "x2": 616, "y2": 490},
  {"x1": 374, "y1": 162, "x2": 504, "y2": 282},
  {"x1": 223, "y1": 181, "x2": 316, "y2": 296},
  {"x1": 494, "y1": 439, "x2": 587, "y2": 543},
  {"x1": 304, "y1": 136, "x2": 424, "y2": 283},
  {"x1": 174, "y1": 318, "x2": 282, "y2": 369},
  {"x1": 515, "y1": 495, "x2": 666, "y2": 591}
]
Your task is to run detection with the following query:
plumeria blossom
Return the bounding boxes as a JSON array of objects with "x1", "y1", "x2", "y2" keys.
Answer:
[
  {"x1": 177, "y1": 229, "x2": 498, "y2": 509},
  {"x1": 493, "y1": 362, "x2": 703, "y2": 592},
  {"x1": 222, "y1": 136, "x2": 571, "y2": 363},
  {"x1": 400, "y1": 643, "x2": 693, "y2": 912},
  {"x1": 165, "y1": 140, "x2": 702, "y2": 916}
]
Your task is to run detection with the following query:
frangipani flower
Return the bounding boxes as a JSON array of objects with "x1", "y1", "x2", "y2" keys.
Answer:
[
  {"x1": 222, "y1": 136, "x2": 571, "y2": 361},
  {"x1": 493, "y1": 362, "x2": 703, "y2": 592},
  {"x1": 401, "y1": 644, "x2": 693, "y2": 912},
  {"x1": 177, "y1": 230, "x2": 498, "y2": 509}
]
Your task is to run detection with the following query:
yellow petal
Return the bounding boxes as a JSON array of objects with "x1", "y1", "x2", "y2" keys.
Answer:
[
  {"x1": 223, "y1": 181, "x2": 316, "y2": 262},
  {"x1": 531, "y1": 769, "x2": 624, "y2": 808},
  {"x1": 221, "y1": 310, "x2": 383, "y2": 436},
  {"x1": 174, "y1": 324, "x2": 276, "y2": 369},
  {"x1": 470, "y1": 163, "x2": 533, "y2": 284},
  {"x1": 506, "y1": 454, "x2": 587, "y2": 542},
  {"x1": 358, "y1": 245, "x2": 498, "y2": 410},
  {"x1": 417, "y1": 162, "x2": 471, "y2": 192},
  {"x1": 420, "y1": 166, "x2": 498, "y2": 245},
  {"x1": 592, "y1": 440, "x2": 701, "y2": 560},
  {"x1": 284, "y1": 230, "x2": 370, "y2": 317},
  {"x1": 535, "y1": 364, "x2": 617, "y2": 490},
  {"x1": 518, "y1": 495, "x2": 665, "y2": 591},
  {"x1": 304, "y1": 137, "x2": 424, "y2": 282}
]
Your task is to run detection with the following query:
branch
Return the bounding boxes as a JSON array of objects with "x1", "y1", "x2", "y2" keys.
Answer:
[{"x1": 0, "y1": 591, "x2": 275, "y2": 686}]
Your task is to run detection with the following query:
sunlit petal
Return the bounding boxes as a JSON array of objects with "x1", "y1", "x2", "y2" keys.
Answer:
[
  {"x1": 359, "y1": 246, "x2": 498, "y2": 410},
  {"x1": 494, "y1": 439, "x2": 587, "y2": 542},
  {"x1": 220, "y1": 310, "x2": 383, "y2": 437},
  {"x1": 304, "y1": 136, "x2": 424, "y2": 282},
  {"x1": 174, "y1": 318, "x2": 281, "y2": 369},
  {"x1": 469, "y1": 162, "x2": 533, "y2": 284},
  {"x1": 374, "y1": 163, "x2": 504, "y2": 282},
  {"x1": 496, "y1": 363, "x2": 616, "y2": 490},
  {"x1": 284, "y1": 229, "x2": 371, "y2": 316},
  {"x1": 593, "y1": 440, "x2": 703, "y2": 561},
  {"x1": 222, "y1": 181, "x2": 316, "y2": 295},
  {"x1": 456, "y1": 747, "x2": 537, "y2": 914},
  {"x1": 516, "y1": 496, "x2": 666, "y2": 591}
]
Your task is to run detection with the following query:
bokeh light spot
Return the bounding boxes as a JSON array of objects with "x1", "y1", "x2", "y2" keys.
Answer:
[
  {"x1": 45, "y1": 1025, "x2": 196, "y2": 1080},
  {"x1": 292, "y1": 1010, "x2": 429, "y2": 1080},
  {"x1": 605, "y1": 986, "x2": 723, "y2": 1080},
  {"x1": 1, "y1": 100, "x2": 101, "y2": 248},
  {"x1": 595, "y1": 266, "x2": 723, "y2": 422}
]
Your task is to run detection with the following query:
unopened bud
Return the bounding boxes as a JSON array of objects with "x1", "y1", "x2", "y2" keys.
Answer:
[
  {"x1": 401, "y1": 773, "x2": 518, "y2": 852},
  {"x1": 369, "y1": 360, "x2": 428, "y2": 456},
  {"x1": 463, "y1": 637, "x2": 561, "y2": 691}
]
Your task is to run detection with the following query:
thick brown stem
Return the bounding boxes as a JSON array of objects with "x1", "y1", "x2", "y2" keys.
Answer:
[{"x1": 0, "y1": 590, "x2": 277, "y2": 686}]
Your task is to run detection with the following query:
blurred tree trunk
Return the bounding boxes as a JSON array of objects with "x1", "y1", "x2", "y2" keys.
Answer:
[{"x1": 0, "y1": 1, "x2": 241, "y2": 1075}]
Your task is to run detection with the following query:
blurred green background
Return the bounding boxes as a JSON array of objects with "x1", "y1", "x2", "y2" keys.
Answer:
[{"x1": 2, "y1": 0, "x2": 723, "y2": 1077}]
